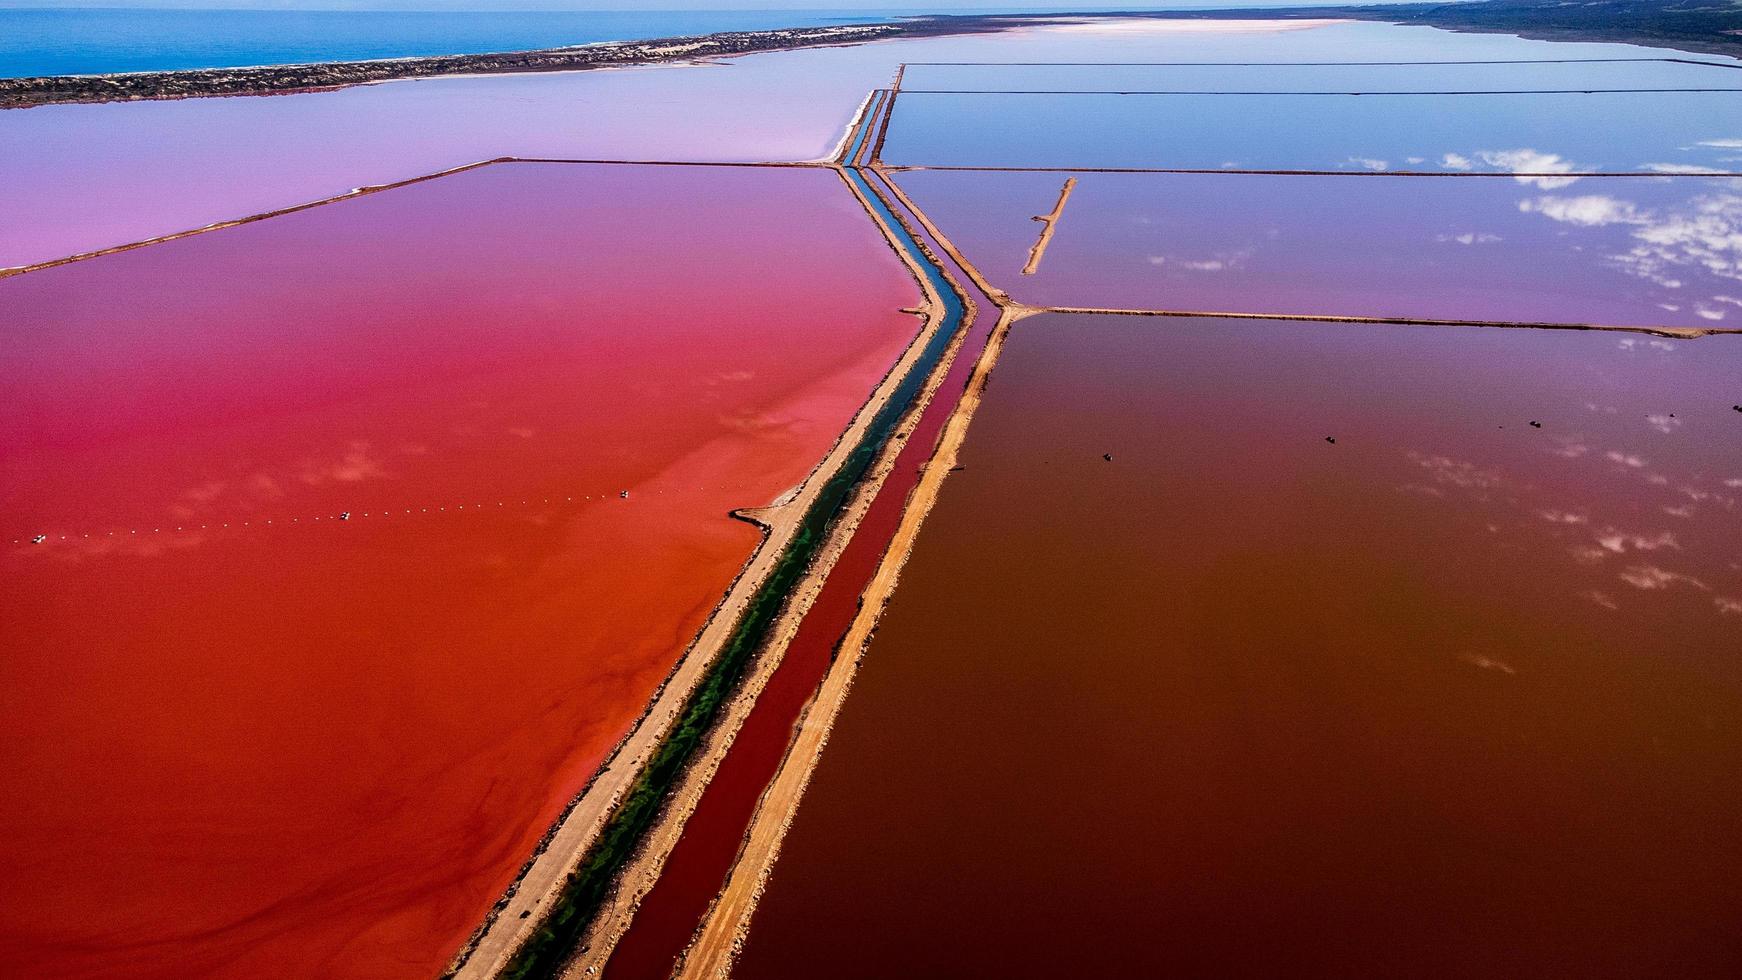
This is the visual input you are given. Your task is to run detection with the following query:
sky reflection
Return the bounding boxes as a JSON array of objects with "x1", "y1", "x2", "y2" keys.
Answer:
[
  {"x1": 882, "y1": 91, "x2": 1742, "y2": 172},
  {"x1": 895, "y1": 171, "x2": 1742, "y2": 329},
  {"x1": 899, "y1": 58, "x2": 1742, "y2": 94}
]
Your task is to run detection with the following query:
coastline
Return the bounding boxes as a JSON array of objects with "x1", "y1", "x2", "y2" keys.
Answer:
[
  {"x1": 0, "y1": 16, "x2": 1037, "y2": 110},
  {"x1": 1101, "y1": 4, "x2": 1742, "y2": 62}
]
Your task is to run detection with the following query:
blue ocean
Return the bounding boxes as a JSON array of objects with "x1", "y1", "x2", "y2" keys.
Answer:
[
  {"x1": 0, "y1": 3, "x2": 1430, "y2": 79},
  {"x1": 0, "y1": 7, "x2": 911, "y2": 78}
]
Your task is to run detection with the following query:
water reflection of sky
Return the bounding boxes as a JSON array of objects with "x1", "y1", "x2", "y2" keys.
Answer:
[
  {"x1": 899, "y1": 59, "x2": 1742, "y2": 94},
  {"x1": 896, "y1": 171, "x2": 1742, "y2": 329},
  {"x1": 7, "y1": 19, "x2": 1738, "y2": 270},
  {"x1": 882, "y1": 92, "x2": 1742, "y2": 172}
]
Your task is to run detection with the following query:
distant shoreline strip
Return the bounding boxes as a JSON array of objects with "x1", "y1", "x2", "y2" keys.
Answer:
[{"x1": 0, "y1": 17, "x2": 1033, "y2": 110}]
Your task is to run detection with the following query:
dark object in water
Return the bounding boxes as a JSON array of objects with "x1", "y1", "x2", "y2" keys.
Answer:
[
  {"x1": 1530, "y1": 420, "x2": 1543, "y2": 428},
  {"x1": 1102, "y1": 453, "x2": 1113, "y2": 461},
  {"x1": 338, "y1": 512, "x2": 351, "y2": 521},
  {"x1": 620, "y1": 490, "x2": 630, "y2": 499},
  {"x1": 1325, "y1": 436, "x2": 1336, "y2": 444},
  {"x1": 32, "y1": 534, "x2": 47, "y2": 544}
]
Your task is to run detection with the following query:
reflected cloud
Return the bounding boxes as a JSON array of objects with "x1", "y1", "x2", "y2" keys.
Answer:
[
  {"x1": 1717, "y1": 596, "x2": 1742, "y2": 616},
  {"x1": 1581, "y1": 589, "x2": 1621, "y2": 611},
  {"x1": 1618, "y1": 563, "x2": 1710, "y2": 591},
  {"x1": 1617, "y1": 191, "x2": 1742, "y2": 291},
  {"x1": 1147, "y1": 248, "x2": 1253, "y2": 273},
  {"x1": 1552, "y1": 441, "x2": 1590, "y2": 459},
  {"x1": 1477, "y1": 148, "x2": 1582, "y2": 189},
  {"x1": 1614, "y1": 338, "x2": 1677, "y2": 354},
  {"x1": 297, "y1": 440, "x2": 388, "y2": 486},
  {"x1": 1646, "y1": 413, "x2": 1683, "y2": 434},
  {"x1": 1458, "y1": 651, "x2": 1517, "y2": 675},
  {"x1": 1605, "y1": 450, "x2": 1647, "y2": 468},
  {"x1": 1644, "y1": 163, "x2": 1728, "y2": 175},
  {"x1": 1407, "y1": 451, "x2": 1504, "y2": 491},
  {"x1": 1435, "y1": 232, "x2": 1502, "y2": 245},
  {"x1": 1519, "y1": 194, "x2": 1643, "y2": 227},
  {"x1": 1346, "y1": 157, "x2": 1389, "y2": 172},
  {"x1": 1596, "y1": 529, "x2": 1679, "y2": 553}
]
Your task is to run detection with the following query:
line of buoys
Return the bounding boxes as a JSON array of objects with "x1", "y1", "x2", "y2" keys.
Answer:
[{"x1": 9, "y1": 484, "x2": 757, "y2": 548}]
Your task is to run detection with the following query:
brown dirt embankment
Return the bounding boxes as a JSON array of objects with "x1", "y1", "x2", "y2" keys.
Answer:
[
  {"x1": 676, "y1": 182, "x2": 1014, "y2": 980},
  {"x1": 1022, "y1": 176, "x2": 1076, "y2": 275}
]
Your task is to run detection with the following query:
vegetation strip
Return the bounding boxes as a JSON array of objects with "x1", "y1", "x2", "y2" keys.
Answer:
[
  {"x1": 491, "y1": 99, "x2": 965, "y2": 980},
  {"x1": 674, "y1": 166, "x2": 1009, "y2": 980}
]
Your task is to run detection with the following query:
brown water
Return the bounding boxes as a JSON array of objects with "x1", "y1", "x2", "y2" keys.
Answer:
[{"x1": 736, "y1": 313, "x2": 1742, "y2": 978}]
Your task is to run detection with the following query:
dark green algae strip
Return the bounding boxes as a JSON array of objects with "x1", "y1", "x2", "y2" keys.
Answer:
[{"x1": 492, "y1": 100, "x2": 965, "y2": 980}]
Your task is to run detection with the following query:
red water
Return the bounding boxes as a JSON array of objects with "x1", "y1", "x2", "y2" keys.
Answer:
[
  {"x1": 602, "y1": 169, "x2": 997, "y2": 980},
  {"x1": 0, "y1": 162, "x2": 920, "y2": 978},
  {"x1": 737, "y1": 313, "x2": 1742, "y2": 977}
]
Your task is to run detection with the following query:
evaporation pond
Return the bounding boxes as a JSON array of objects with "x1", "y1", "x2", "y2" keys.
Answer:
[
  {"x1": 897, "y1": 58, "x2": 1742, "y2": 94},
  {"x1": 0, "y1": 161, "x2": 920, "y2": 979},
  {"x1": 894, "y1": 170, "x2": 1742, "y2": 329},
  {"x1": 736, "y1": 312, "x2": 1742, "y2": 978},
  {"x1": 879, "y1": 90, "x2": 1742, "y2": 172}
]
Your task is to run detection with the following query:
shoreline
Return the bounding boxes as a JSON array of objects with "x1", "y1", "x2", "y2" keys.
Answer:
[
  {"x1": 0, "y1": 16, "x2": 1041, "y2": 110},
  {"x1": 4, "y1": 3, "x2": 1738, "y2": 113}
]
